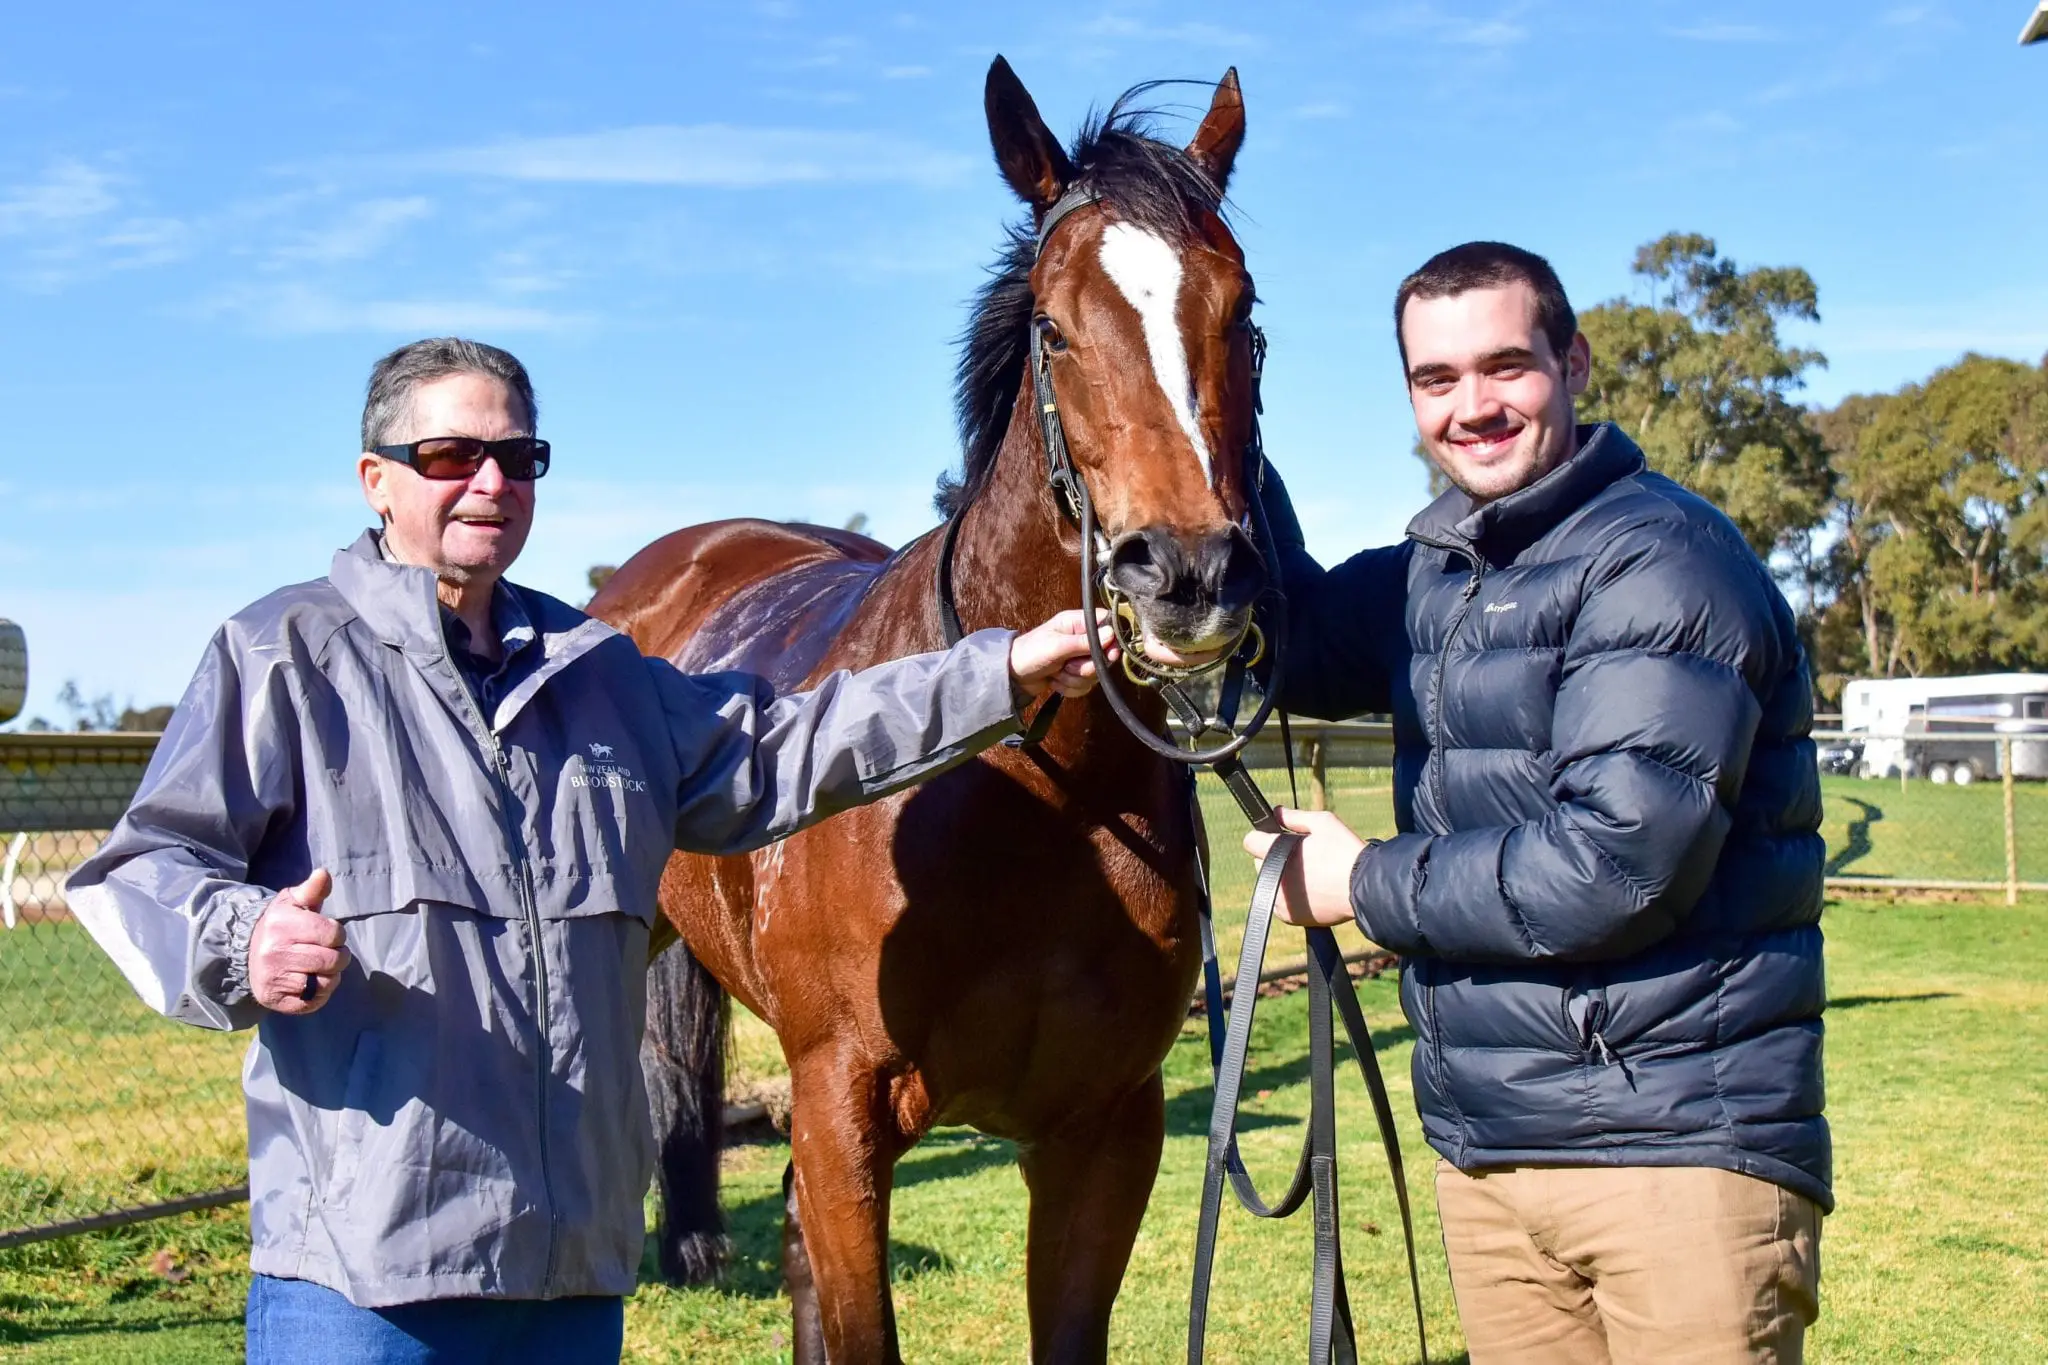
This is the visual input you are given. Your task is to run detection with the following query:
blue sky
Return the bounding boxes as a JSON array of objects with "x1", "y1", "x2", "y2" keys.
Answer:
[{"x1": 3, "y1": 2, "x2": 2045, "y2": 724}]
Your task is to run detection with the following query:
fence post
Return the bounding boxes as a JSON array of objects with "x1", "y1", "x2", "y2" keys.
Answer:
[
  {"x1": 1308, "y1": 736, "x2": 1329, "y2": 813},
  {"x1": 2003, "y1": 737, "x2": 2018, "y2": 907}
]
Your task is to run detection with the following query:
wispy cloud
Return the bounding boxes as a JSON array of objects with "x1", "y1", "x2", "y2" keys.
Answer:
[
  {"x1": 1667, "y1": 23, "x2": 1781, "y2": 43},
  {"x1": 1358, "y1": 3, "x2": 1530, "y2": 48},
  {"x1": 1078, "y1": 15, "x2": 1264, "y2": 49},
  {"x1": 270, "y1": 196, "x2": 432, "y2": 265},
  {"x1": 197, "y1": 282, "x2": 590, "y2": 335},
  {"x1": 1447, "y1": 17, "x2": 1527, "y2": 47},
  {"x1": 0, "y1": 161, "x2": 118, "y2": 234},
  {"x1": 881, "y1": 65, "x2": 932, "y2": 79},
  {"x1": 0, "y1": 162, "x2": 191, "y2": 290},
  {"x1": 1291, "y1": 101, "x2": 1350, "y2": 121},
  {"x1": 404, "y1": 125, "x2": 973, "y2": 189},
  {"x1": 760, "y1": 86, "x2": 861, "y2": 107}
]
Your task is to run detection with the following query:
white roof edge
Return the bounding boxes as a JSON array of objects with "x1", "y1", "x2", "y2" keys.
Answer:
[
  {"x1": 1846, "y1": 672, "x2": 2048, "y2": 693},
  {"x1": 2024, "y1": 2, "x2": 2048, "y2": 44}
]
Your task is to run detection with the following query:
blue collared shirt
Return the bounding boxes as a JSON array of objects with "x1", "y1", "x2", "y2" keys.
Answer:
[{"x1": 441, "y1": 583, "x2": 541, "y2": 718}]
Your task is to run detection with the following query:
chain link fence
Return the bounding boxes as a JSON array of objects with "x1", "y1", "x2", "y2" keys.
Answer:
[
  {"x1": 3, "y1": 721, "x2": 2044, "y2": 1249},
  {"x1": 0, "y1": 735, "x2": 247, "y2": 1249}
]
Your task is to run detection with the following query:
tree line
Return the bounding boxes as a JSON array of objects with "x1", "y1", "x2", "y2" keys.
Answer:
[{"x1": 1573, "y1": 232, "x2": 2048, "y2": 704}]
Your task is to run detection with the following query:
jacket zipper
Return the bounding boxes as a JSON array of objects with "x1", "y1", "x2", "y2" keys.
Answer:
[
  {"x1": 487, "y1": 731, "x2": 561, "y2": 1294},
  {"x1": 449, "y1": 662, "x2": 561, "y2": 1295},
  {"x1": 1427, "y1": 558, "x2": 1486, "y2": 823},
  {"x1": 1407, "y1": 539, "x2": 1483, "y2": 1161}
]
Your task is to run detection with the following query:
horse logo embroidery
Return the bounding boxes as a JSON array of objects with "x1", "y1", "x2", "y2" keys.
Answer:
[{"x1": 588, "y1": 742, "x2": 616, "y2": 760}]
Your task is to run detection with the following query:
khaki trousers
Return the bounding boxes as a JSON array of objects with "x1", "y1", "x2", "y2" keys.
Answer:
[{"x1": 1434, "y1": 1162, "x2": 1821, "y2": 1365}]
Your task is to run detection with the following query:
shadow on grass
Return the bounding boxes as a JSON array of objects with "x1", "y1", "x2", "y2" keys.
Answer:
[
  {"x1": 894, "y1": 1130, "x2": 1016, "y2": 1191},
  {"x1": 1165, "y1": 1023, "x2": 1415, "y2": 1140},
  {"x1": 1826, "y1": 796, "x2": 1882, "y2": 876},
  {"x1": 0, "y1": 1300, "x2": 242, "y2": 1347},
  {"x1": 1827, "y1": 992, "x2": 1957, "y2": 1010},
  {"x1": 644, "y1": 1167, "x2": 961, "y2": 1303}
]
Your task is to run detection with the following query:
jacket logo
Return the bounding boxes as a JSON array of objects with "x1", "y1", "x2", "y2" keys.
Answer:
[
  {"x1": 574, "y1": 742, "x2": 646, "y2": 792},
  {"x1": 1483, "y1": 601, "x2": 1520, "y2": 615}
]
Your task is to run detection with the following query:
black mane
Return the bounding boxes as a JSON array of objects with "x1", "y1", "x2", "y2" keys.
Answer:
[{"x1": 937, "y1": 87, "x2": 1230, "y2": 517}]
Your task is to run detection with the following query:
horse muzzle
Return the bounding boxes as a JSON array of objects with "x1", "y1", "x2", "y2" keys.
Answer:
[{"x1": 1102, "y1": 523, "x2": 1264, "y2": 671}]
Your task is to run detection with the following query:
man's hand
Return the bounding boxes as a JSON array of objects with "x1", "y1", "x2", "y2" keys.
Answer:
[
  {"x1": 1243, "y1": 809, "x2": 1368, "y2": 928},
  {"x1": 1009, "y1": 609, "x2": 1122, "y2": 699},
  {"x1": 248, "y1": 869, "x2": 351, "y2": 1014}
]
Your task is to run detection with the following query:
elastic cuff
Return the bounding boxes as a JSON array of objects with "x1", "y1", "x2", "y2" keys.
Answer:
[
  {"x1": 997, "y1": 630, "x2": 1034, "y2": 729},
  {"x1": 216, "y1": 893, "x2": 269, "y2": 1005},
  {"x1": 1349, "y1": 839, "x2": 1384, "y2": 945}
]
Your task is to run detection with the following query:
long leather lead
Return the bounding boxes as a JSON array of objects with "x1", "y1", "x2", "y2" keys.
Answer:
[{"x1": 1188, "y1": 766, "x2": 1429, "y2": 1365}]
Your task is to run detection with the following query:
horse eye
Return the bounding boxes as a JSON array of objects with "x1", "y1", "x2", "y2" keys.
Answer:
[{"x1": 1035, "y1": 316, "x2": 1068, "y2": 353}]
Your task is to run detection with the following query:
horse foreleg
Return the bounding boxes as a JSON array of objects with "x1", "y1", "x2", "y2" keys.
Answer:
[
  {"x1": 786, "y1": 1061, "x2": 905, "y2": 1365},
  {"x1": 1016, "y1": 1073, "x2": 1167, "y2": 1365},
  {"x1": 782, "y1": 1160, "x2": 828, "y2": 1364}
]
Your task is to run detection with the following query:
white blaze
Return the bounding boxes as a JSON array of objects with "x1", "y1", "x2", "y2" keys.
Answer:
[{"x1": 1097, "y1": 222, "x2": 1210, "y2": 478}]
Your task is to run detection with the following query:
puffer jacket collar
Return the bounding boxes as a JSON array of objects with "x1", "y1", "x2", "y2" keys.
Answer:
[{"x1": 1406, "y1": 422, "x2": 1647, "y2": 564}]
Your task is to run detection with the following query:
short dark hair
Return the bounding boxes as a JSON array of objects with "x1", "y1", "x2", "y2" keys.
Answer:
[
  {"x1": 1393, "y1": 241, "x2": 1577, "y2": 371},
  {"x1": 360, "y1": 337, "x2": 538, "y2": 451}
]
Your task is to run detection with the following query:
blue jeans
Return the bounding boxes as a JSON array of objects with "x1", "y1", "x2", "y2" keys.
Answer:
[{"x1": 245, "y1": 1274, "x2": 624, "y2": 1364}]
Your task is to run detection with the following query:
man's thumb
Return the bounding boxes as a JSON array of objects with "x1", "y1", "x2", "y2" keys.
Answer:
[{"x1": 288, "y1": 868, "x2": 333, "y2": 910}]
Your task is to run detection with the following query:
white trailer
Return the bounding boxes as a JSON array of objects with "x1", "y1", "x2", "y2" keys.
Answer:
[{"x1": 1840, "y1": 673, "x2": 2048, "y2": 782}]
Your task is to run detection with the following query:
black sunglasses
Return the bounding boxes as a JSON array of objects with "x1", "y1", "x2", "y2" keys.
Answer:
[{"x1": 372, "y1": 436, "x2": 551, "y2": 481}]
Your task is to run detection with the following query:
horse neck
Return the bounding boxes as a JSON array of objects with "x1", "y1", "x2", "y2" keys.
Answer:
[{"x1": 950, "y1": 389, "x2": 1172, "y2": 776}]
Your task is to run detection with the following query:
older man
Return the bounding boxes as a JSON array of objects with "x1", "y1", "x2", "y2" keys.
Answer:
[
  {"x1": 1248, "y1": 244, "x2": 1828, "y2": 1363},
  {"x1": 69, "y1": 337, "x2": 1111, "y2": 1364}
]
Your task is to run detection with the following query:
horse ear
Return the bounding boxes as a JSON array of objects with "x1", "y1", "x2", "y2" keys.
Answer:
[
  {"x1": 1187, "y1": 68, "x2": 1246, "y2": 195},
  {"x1": 985, "y1": 55, "x2": 1073, "y2": 212}
]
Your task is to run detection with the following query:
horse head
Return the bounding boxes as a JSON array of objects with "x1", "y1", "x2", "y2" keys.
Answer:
[{"x1": 976, "y1": 57, "x2": 1265, "y2": 672}]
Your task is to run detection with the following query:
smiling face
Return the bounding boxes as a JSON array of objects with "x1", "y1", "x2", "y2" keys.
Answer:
[
  {"x1": 357, "y1": 371, "x2": 536, "y2": 591},
  {"x1": 1402, "y1": 281, "x2": 1590, "y2": 504}
]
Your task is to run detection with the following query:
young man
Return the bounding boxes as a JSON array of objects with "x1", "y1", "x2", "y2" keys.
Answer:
[
  {"x1": 1249, "y1": 244, "x2": 1828, "y2": 1363},
  {"x1": 68, "y1": 338, "x2": 1114, "y2": 1364}
]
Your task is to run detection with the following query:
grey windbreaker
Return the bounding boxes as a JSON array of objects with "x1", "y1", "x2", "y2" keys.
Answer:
[{"x1": 67, "y1": 530, "x2": 1024, "y2": 1306}]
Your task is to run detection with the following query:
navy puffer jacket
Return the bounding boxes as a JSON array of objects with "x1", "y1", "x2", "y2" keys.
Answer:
[{"x1": 1268, "y1": 424, "x2": 1831, "y2": 1210}]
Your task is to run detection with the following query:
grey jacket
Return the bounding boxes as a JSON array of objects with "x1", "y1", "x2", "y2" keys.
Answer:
[{"x1": 68, "y1": 531, "x2": 1024, "y2": 1306}]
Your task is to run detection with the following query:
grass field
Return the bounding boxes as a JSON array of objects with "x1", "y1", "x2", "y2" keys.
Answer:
[{"x1": 4, "y1": 774, "x2": 2046, "y2": 1361}]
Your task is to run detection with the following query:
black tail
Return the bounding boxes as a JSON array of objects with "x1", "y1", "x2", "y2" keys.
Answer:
[{"x1": 641, "y1": 937, "x2": 730, "y2": 1285}]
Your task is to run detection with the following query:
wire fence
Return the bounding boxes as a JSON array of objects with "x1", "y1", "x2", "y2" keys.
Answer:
[
  {"x1": 3, "y1": 721, "x2": 2044, "y2": 1248},
  {"x1": 0, "y1": 735, "x2": 248, "y2": 1250}
]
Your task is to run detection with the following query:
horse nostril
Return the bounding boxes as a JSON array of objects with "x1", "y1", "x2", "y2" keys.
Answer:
[
  {"x1": 1109, "y1": 526, "x2": 1264, "y2": 612},
  {"x1": 1107, "y1": 529, "x2": 1178, "y2": 600},
  {"x1": 1197, "y1": 526, "x2": 1265, "y2": 613}
]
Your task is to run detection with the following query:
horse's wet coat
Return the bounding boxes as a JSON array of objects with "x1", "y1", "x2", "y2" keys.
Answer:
[{"x1": 673, "y1": 548, "x2": 895, "y2": 687}]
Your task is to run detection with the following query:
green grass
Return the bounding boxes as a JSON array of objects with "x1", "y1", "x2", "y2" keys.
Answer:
[
  {"x1": 7, "y1": 897, "x2": 2043, "y2": 1363},
  {"x1": 0, "y1": 921, "x2": 247, "y2": 1236},
  {"x1": 5, "y1": 770, "x2": 2046, "y2": 1360},
  {"x1": 1817, "y1": 771, "x2": 2048, "y2": 883}
]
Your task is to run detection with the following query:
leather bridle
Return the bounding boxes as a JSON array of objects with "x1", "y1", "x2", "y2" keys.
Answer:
[{"x1": 934, "y1": 185, "x2": 1430, "y2": 1364}]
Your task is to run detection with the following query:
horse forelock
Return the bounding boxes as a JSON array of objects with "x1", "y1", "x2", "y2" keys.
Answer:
[{"x1": 941, "y1": 90, "x2": 1234, "y2": 519}]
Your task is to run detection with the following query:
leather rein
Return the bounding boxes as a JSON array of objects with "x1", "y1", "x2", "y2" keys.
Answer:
[{"x1": 934, "y1": 185, "x2": 1429, "y2": 1364}]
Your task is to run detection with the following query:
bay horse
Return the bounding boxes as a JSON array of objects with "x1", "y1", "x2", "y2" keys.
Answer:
[{"x1": 593, "y1": 57, "x2": 1265, "y2": 1363}]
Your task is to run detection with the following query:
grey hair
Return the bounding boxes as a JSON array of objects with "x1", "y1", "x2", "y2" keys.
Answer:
[{"x1": 360, "y1": 337, "x2": 539, "y2": 451}]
